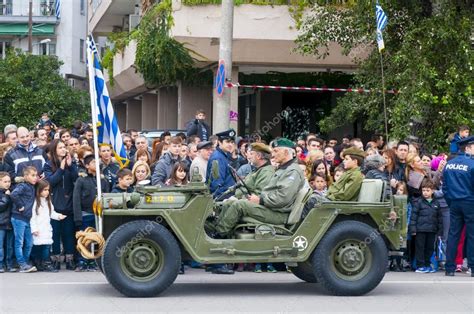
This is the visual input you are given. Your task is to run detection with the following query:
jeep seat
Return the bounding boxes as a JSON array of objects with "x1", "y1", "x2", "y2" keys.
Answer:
[
  {"x1": 357, "y1": 179, "x2": 386, "y2": 203},
  {"x1": 239, "y1": 187, "x2": 313, "y2": 231}
]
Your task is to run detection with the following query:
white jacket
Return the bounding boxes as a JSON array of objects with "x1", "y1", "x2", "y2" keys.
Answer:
[{"x1": 30, "y1": 198, "x2": 62, "y2": 245}]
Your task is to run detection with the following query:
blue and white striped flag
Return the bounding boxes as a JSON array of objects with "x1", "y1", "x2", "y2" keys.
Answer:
[
  {"x1": 55, "y1": 0, "x2": 60, "y2": 19},
  {"x1": 375, "y1": 2, "x2": 388, "y2": 52},
  {"x1": 86, "y1": 35, "x2": 129, "y2": 168}
]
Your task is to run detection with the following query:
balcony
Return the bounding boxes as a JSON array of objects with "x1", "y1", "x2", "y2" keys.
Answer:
[{"x1": 0, "y1": 0, "x2": 58, "y2": 24}]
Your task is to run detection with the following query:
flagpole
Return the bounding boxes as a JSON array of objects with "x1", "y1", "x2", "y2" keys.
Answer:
[
  {"x1": 86, "y1": 35, "x2": 103, "y2": 234},
  {"x1": 379, "y1": 51, "x2": 389, "y2": 145}
]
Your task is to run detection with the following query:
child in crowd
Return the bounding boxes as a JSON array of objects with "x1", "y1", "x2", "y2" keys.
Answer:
[
  {"x1": 449, "y1": 125, "x2": 470, "y2": 154},
  {"x1": 0, "y1": 172, "x2": 14, "y2": 273},
  {"x1": 166, "y1": 162, "x2": 188, "y2": 186},
  {"x1": 10, "y1": 166, "x2": 38, "y2": 273},
  {"x1": 409, "y1": 180, "x2": 443, "y2": 273},
  {"x1": 30, "y1": 180, "x2": 66, "y2": 272},
  {"x1": 310, "y1": 174, "x2": 327, "y2": 197},
  {"x1": 73, "y1": 155, "x2": 109, "y2": 271},
  {"x1": 333, "y1": 165, "x2": 345, "y2": 182},
  {"x1": 111, "y1": 169, "x2": 134, "y2": 193}
]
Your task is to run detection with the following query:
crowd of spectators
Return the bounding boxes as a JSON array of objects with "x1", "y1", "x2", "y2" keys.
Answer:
[{"x1": 0, "y1": 110, "x2": 471, "y2": 277}]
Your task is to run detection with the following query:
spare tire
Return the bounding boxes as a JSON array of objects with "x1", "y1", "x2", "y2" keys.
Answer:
[
  {"x1": 102, "y1": 220, "x2": 181, "y2": 297},
  {"x1": 312, "y1": 221, "x2": 387, "y2": 296}
]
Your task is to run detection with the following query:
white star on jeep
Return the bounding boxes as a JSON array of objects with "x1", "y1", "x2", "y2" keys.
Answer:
[{"x1": 293, "y1": 236, "x2": 308, "y2": 251}]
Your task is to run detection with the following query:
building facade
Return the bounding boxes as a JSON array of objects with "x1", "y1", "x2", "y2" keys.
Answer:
[
  {"x1": 0, "y1": 0, "x2": 88, "y2": 88},
  {"x1": 89, "y1": 0, "x2": 366, "y2": 140}
]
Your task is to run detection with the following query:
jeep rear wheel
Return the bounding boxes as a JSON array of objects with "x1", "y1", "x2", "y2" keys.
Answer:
[
  {"x1": 312, "y1": 221, "x2": 387, "y2": 296},
  {"x1": 102, "y1": 220, "x2": 181, "y2": 297},
  {"x1": 289, "y1": 261, "x2": 317, "y2": 283}
]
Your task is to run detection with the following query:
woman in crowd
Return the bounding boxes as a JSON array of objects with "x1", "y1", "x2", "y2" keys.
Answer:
[
  {"x1": 134, "y1": 148, "x2": 152, "y2": 166},
  {"x1": 132, "y1": 161, "x2": 151, "y2": 186},
  {"x1": 43, "y1": 139, "x2": 78, "y2": 271}
]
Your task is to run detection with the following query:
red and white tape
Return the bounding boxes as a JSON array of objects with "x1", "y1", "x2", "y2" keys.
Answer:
[{"x1": 225, "y1": 82, "x2": 398, "y2": 94}]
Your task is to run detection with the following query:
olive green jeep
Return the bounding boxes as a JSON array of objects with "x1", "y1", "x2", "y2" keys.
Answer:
[{"x1": 96, "y1": 178, "x2": 407, "y2": 297}]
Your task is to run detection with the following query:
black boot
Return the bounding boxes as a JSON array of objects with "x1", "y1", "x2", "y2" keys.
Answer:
[
  {"x1": 51, "y1": 255, "x2": 61, "y2": 271},
  {"x1": 34, "y1": 258, "x2": 45, "y2": 272},
  {"x1": 65, "y1": 254, "x2": 75, "y2": 271},
  {"x1": 211, "y1": 264, "x2": 235, "y2": 275},
  {"x1": 42, "y1": 261, "x2": 58, "y2": 273}
]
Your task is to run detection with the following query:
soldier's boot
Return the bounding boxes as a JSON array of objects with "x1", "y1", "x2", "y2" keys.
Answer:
[{"x1": 212, "y1": 264, "x2": 234, "y2": 275}]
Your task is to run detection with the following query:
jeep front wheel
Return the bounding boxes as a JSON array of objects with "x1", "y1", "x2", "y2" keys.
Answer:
[
  {"x1": 102, "y1": 220, "x2": 181, "y2": 297},
  {"x1": 312, "y1": 221, "x2": 387, "y2": 296},
  {"x1": 289, "y1": 261, "x2": 317, "y2": 283}
]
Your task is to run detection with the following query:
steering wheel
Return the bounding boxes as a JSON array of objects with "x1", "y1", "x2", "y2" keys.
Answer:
[{"x1": 228, "y1": 165, "x2": 251, "y2": 195}]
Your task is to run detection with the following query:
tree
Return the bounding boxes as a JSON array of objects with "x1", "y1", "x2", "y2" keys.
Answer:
[
  {"x1": 296, "y1": 1, "x2": 473, "y2": 151},
  {"x1": 0, "y1": 50, "x2": 89, "y2": 131}
]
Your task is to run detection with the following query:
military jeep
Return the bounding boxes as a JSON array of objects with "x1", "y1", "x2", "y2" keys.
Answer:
[{"x1": 96, "y1": 178, "x2": 407, "y2": 297}]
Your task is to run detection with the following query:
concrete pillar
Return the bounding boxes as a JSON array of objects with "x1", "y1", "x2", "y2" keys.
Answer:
[
  {"x1": 126, "y1": 99, "x2": 142, "y2": 131},
  {"x1": 141, "y1": 93, "x2": 158, "y2": 130},
  {"x1": 229, "y1": 66, "x2": 239, "y2": 132},
  {"x1": 157, "y1": 87, "x2": 178, "y2": 129},
  {"x1": 177, "y1": 83, "x2": 213, "y2": 131},
  {"x1": 212, "y1": 66, "x2": 239, "y2": 133}
]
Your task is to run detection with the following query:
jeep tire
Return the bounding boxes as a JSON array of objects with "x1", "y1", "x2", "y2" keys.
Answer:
[
  {"x1": 312, "y1": 221, "x2": 387, "y2": 296},
  {"x1": 289, "y1": 261, "x2": 318, "y2": 283},
  {"x1": 102, "y1": 220, "x2": 181, "y2": 297}
]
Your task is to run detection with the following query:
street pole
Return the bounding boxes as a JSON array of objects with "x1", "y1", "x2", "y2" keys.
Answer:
[
  {"x1": 28, "y1": 0, "x2": 33, "y2": 53},
  {"x1": 213, "y1": 0, "x2": 234, "y2": 133}
]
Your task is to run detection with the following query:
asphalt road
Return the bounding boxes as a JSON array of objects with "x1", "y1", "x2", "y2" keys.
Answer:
[{"x1": 0, "y1": 268, "x2": 473, "y2": 313}]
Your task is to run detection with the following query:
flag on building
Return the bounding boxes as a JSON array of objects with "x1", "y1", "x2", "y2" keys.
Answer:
[
  {"x1": 55, "y1": 0, "x2": 61, "y2": 19},
  {"x1": 86, "y1": 35, "x2": 129, "y2": 168},
  {"x1": 375, "y1": 2, "x2": 388, "y2": 52}
]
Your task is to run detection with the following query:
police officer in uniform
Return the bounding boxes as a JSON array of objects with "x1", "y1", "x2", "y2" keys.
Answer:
[
  {"x1": 206, "y1": 129, "x2": 236, "y2": 199},
  {"x1": 443, "y1": 136, "x2": 474, "y2": 276}
]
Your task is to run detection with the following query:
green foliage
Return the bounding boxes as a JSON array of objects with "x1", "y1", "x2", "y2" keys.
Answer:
[
  {"x1": 0, "y1": 50, "x2": 89, "y2": 130},
  {"x1": 297, "y1": 1, "x2": 474, "y2": 151}
]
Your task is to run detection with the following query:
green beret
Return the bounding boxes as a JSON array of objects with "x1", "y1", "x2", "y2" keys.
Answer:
[
  {"x1": 250, "y1": 143, "x2": 272, "y2": 154},
  {"x1": 271, "y1": 138, "x2": 295, "y2": 149},
  {"x1": 342, "y1": 147, "x2": 367, "y2": 159}
]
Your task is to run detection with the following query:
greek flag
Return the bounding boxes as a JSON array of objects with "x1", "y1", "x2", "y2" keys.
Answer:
[
  {"x1": 86, "y1": 35, "x2": 129, "y2": 168},
  {"x1": 55, "y1": 0, "x2": 60, "y2": 19},
  {"x1": 375, "y1": 2, "x2": 388, "y2": 52}
]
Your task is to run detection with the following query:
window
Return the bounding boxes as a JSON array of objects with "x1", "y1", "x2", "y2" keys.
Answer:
[
  {"x1": 79, "y1": 39, "x2": 85, "y2": 62},
  {"x1": 0, "y1": 0, "x2": 12, "y2": 16},
  {"x1": 80, "y1": 0, "x2": 85, "y2": 15},
  {"x1": 40, "y1": 42, "x2": 56, "y2": 56}
]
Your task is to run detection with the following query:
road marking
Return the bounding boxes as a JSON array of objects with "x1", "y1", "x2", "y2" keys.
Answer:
[{"x1": 29, "y1": 282, "x2": 107, "y2": 285}]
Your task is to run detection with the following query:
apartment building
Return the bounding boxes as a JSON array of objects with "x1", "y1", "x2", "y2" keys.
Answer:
[
  {"x1": 89, "y1": 0, "x2": 363, "y2": 139},
  {"x1": 0, "y1": 0, "x2": 88, "y2": 88}
]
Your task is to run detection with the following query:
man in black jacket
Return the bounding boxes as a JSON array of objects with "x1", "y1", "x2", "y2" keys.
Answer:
[
  {"x1": 186, "y1": 109, "x2": 211, "y2": 141},
  {"x1": 4, "y1": 127, "x2": 46, "y2": 181}
]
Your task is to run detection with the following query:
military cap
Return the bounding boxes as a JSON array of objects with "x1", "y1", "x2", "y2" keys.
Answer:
[
  {"x1": 216, "y1": 129, "x2": 236, "y2": 141},
  {"x1": 271, "y1": 138, "x2": 295, "y2": 149},
  {"x1": 458, "y1": 135, "x2": 474, "y2": 146},
  {"x1": 342, "y1": 147, "x2": 367, "y2": 159},
  {"x1": 197, "y1": 141, "x2": 213, "y2": 150},
  {"x1": 249, "y1": 142, "x2": 271, "y2": 154}
]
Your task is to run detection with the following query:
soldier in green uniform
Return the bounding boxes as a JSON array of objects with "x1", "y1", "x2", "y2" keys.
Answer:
[
  {"x1": 326, "y1": 147, "x2": 365, "y2": 201},
  {"x1": 234, "y1": 143, "x2": 274, "y2": 198},
  {"x1": 214, "y1": 138, "x2": 305, "y2": 237}
]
